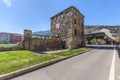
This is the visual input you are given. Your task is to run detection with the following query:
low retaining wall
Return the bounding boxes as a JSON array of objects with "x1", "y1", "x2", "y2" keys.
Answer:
[
  {"x1": 21, "y1": 38, "x2": 62, "y2": 51},
  {"x1": 0, "y1": 46, "x2": 22, "y2": 52}
]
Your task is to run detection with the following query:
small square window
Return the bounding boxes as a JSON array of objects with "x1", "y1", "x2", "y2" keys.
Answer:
[
  {"x1": 66, "y1": 12, "x2": 70, "y2": 16},
  {"x1": 57, "y1": 16, "x2": 60, "y2": 19},
  {"x1": 60, "y1": 21, "x2": 65, "y2": 27},
  {"x1": 56, "y1": 23, "x2": 60, "y2": 29},
  {"x1": 61, "y1": 14, "x2": 64, "y2": 18},
  {"x1": 58, "y1": 16, "x2": 60, "y2": 18},
  {"x1": 54, "y1": 17, "x2": 56, "y2": 20}
]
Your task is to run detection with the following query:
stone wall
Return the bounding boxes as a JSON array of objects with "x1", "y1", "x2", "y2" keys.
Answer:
[
  {"x1": 0, "y1": 46, "x2": 22, "y2": 52},
  {"x1": 25, "y1": 38, "x2": 61, "y2": 50},
  {"x1": 0, "y1": 47, "x2": 12, "y2": 51},
  {"x1": 19, "y1": 30, "x2": 62, "y2": 51}
]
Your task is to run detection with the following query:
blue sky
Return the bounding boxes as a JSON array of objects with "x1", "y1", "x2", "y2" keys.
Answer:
[{"x1": 0, "y1": 0, "x2": 120, "y2": 34}]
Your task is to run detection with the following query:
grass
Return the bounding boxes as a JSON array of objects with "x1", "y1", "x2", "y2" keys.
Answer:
[
  {"x1": 0, "y1": 51, "x2": 58, "y2": 75},
  {"x1": 53, "y1": 48, "x2": 92, "y2": 56},
  {"x1": 0, "y1": 44, "x2": 17, "y2": 48},
  {"x1": 0, "y1": 47, "x2": 92, "y2": 75}
]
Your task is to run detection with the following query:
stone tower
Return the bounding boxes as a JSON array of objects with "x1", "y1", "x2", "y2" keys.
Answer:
[
  {"x1": 51, "y1": 6, "x2": 84, "y2": 49},
  {"x1": 23, "y1": 30, "x2": 32, "y2": 50}
]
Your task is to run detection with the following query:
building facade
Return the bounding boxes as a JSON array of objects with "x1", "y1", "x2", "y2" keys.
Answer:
[
  {"x1": 51, "y1": 6, "x2": 84, "y2": 49},
  {"x1": 0, "y1": 32, "x2": 11, "y2": 43},
  {"x1": 0, "y1": 32, "x2": 22, "y2": 43},
  {"x1": 10, "y1": 34, "x2": 22, "y2": 43},
  {"x1": 85, "y1": 28, "x2": 117, "y2": 44}
]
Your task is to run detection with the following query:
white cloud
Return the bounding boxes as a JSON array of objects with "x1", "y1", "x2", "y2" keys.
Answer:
[{"x1": 2, "y1": 0, "x2": 12, "y2": 7}]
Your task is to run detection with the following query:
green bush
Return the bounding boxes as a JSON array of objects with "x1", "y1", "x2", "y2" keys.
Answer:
[
  {"x1": 91, "y1": 38, "x2": 97, "y2": 44},
  {"x1": 32, "y1": 36, "x2": 39, "y2": 39}
]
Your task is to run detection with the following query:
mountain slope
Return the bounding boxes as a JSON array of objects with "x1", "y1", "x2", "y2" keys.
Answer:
[
  {"x1": 32, "y1": 25, "x2": 120, "y2": 37},
  {"x1": 32, "y1": 30, "x2": 50, "y2": 36},
  {"x1": 85, "y1": 25, "x2": 120, "y2": 36}
]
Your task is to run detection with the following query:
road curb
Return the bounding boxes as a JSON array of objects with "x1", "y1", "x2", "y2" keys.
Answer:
[{"x1": 0, "y1": 50, "x2": 89, "y2": 80}]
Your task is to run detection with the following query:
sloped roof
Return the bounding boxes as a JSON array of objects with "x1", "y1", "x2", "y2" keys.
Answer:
[
  {"x1": 51, "y1": 6, "x2": 84, "y2": 19},
  {"x1": 92, "y1": 28, "x2": 115, "y2": 41},
  {"x1": 99, "y1": 28, "x2": 115, "y2": 40}
]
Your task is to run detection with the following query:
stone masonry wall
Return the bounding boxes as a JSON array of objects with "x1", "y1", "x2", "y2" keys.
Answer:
[
  {"x1": 28, "y1": 38, "x2": 61, "y2": 50},
  {"x1": 51, "y1": 6, "x2": 85, "y2": 49},
  {"x1": 19, "y1": 30, "x2": 62, "y2": 51}
]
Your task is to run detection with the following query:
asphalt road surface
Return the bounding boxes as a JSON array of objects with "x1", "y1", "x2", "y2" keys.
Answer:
[{"x1": 11, "y1": 45, "x2": 120, "y2": 80}]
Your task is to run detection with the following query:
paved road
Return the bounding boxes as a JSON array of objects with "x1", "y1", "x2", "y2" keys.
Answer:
[{"x1": 11, "y1": 45, "x2": 120, "y2": 80}]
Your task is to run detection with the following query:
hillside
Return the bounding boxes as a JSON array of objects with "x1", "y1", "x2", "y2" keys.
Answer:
[
  {"x1": 32, "y1": 25, "x2": 120, "y2": 37},
  {"x1": 85, "y1": 25, "x2": 120, "y2": 36},
  {"x1": 32, "y1": 30, "x2": 50, "y2": 36}
]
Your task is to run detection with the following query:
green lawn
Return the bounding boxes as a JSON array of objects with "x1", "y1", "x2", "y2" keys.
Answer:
[
  {"x1": 53, "y1": 48, "x2": 92, "y2": 56},
  {"x1": 0, "y1": 44, "x2": 17, "y2": 48},
  {"x1": 0, "y1": 48, "x2": 92, "y2": 75}
]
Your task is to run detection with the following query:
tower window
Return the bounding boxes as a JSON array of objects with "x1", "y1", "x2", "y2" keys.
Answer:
[
  {"x1": 74, "y1": 18, "x2": 77, "y2": 24},
  {"x1": 58, "y1": 33, "x2": 60, "y2": 38},
  {"x1": 81, "y1": 23, "x2": 83, "y2": 27},
  {"x1": 60, "y1": 21, "x2": 65, "y2": 27},
  {"x1": 54, "y1": 17, "x2": 56, "y2": 20},
  {"x1": 74, "y1": 29, "x2": 77, "y2": 36},
  {"x1": 61, "y1": 14, "x2": 64, "y2": 18},
  {"x1": 56, "y1": 23, "x2": 60, "y2": 29},
  {"x1": 66, "y1": 12, "x2": 70, "y2": 16},
  {"x1": 57, "y1": 16, "x2": 60, "y2": 20}
]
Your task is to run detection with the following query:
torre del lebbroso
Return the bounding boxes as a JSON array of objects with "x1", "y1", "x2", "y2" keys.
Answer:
[
  {"x1": 18, "y1": 6, "x2": 85, "y2": 50},
  {"x1": 51, "y1": 6, "x2": 84, "y2": 49}
]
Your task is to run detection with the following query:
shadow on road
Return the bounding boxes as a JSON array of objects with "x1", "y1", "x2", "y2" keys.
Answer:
[
  {"x1": 86, "y1": 45, "x2": 115, "y2": 50},
  {"x1": 116, "y1": 46, "x2": 120, "y2": 58}
]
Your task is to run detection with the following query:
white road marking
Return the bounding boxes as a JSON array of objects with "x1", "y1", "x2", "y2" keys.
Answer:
[{"x1": 109, "y1": 48, "x2": 116, "y2": 80}]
